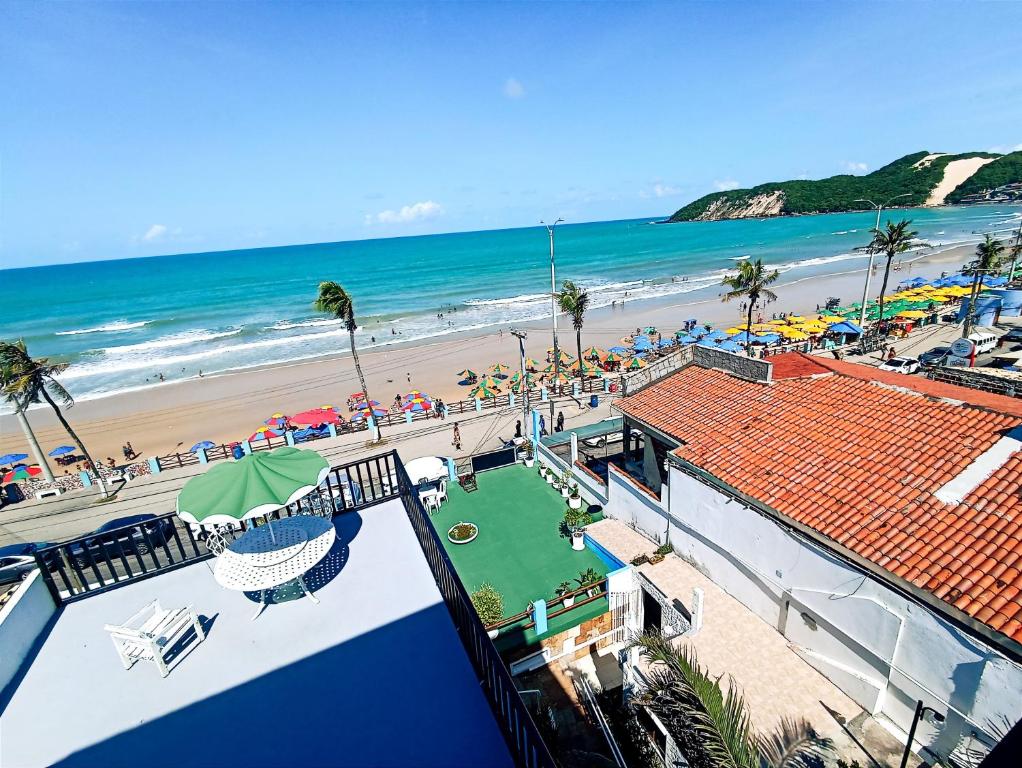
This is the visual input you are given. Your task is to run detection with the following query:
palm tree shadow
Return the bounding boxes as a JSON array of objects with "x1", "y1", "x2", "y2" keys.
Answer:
[{"x1": 243, "y1": 512, "x2": 363, "y2": 606}]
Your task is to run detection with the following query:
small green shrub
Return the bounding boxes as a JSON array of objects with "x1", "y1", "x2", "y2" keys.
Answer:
[{"x1": 470, "y1": 583, "x2": 504, "y2": 626}]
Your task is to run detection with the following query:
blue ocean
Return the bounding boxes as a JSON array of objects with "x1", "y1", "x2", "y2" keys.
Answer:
[{"x1": 2, "y1": 205, "x2": 1020, "y2": 404}]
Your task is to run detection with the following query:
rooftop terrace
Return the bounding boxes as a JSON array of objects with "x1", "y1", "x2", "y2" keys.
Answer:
[
  {"x1": 428, "y1": 465, "x2": 615, "y2": 649},
  {"x1": 1, "y1": 497, "x2": 517, "y2": 767}
]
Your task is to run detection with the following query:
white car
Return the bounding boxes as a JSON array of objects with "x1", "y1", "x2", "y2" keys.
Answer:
[{"x1": 879, "y1": 356, "x2": 920, "y2": 375}]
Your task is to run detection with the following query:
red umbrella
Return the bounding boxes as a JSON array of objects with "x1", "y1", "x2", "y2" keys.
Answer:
[
  {"x1": 290, "y1": 408, "x2": 343, "y2": 426},
  {"x1": 2, "y1": 465, "x2": 42, "y2": 483},
  {"x1": 248, "y1": 427, "x2": 283, "y2": 442}
]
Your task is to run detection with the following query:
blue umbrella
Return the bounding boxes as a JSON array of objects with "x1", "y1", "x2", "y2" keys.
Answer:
[
  {"x1": 678, "y1": 335, "x2": 699, "y2": 344},
  {"x1": 657, "y1": 338, "x2": 675, "y2": 348},
  {"x1": 828, "y1": 321, "x2": 863, "y2": 335},
  {"x1": 756, "y1": 333, "x2": 781, "y2": 344},
  {"x1": 633, "y1": 340, "x2": 653, "y2": 350},
  {"x1": 48, "y1": 445, "x2": 76, "y2": 457},
  {"x1": 293, "y1": 428, "x2": 323, "y2": 442},
  {"x1": 631, "y1": 351, "x2": 648, "y2": 358},
  {"x1": 730, "y1": 332, "x2": 757, "y2": 343},
  {"x1": 608, "y1": 346, "x2": 629, "y2": 354},
  {"x1": 718, "y1": 340, "x2": 742, "y2": 352},
  {"x1": 696, "y1": 338, "x2": 718, "y2": 348},
  {"x1": 633, "y1": 334, "x2": 651, "y2": 342},
  {"x1": 703, "y1": 329, "x2": 729, "y2": 341},
  {"x1": 0, "y1": 453, "x2": 29, "y2": 465},
  {"x1": 191, "y1": 441, "x2": 216, "y2": 452}
]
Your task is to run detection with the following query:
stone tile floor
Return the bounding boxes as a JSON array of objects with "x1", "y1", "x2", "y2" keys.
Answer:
[{"x1": 588, "y1": 518, "x2": 915, "y2": 767}]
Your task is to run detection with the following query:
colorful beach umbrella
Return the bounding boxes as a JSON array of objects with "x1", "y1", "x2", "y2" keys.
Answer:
[
  {"x1": 48, "y1": 445, "x2": 76, "y2": 457},
  {"x1": 291, "y1": 408, "x2": 343, "y2": 426},
  {"x1": 177, "y1": 446, "x2": 329, "y2": 528},
  {"x1": 546, "y1": 372, "x2": 571, "y2": 385},
  {"x1": 0, "y1": 453, "x2": 28, "y2": 466},
  {"x1": 896, "y1": 310, "x2": 928, "y2": 319},
  {"x1": 264, "y1": 412, "x2": 288, "y2": 426},
  {"x1": 457, "y1": 369, "x2": 477, "y2": 380},
  {"x1": 402, "y1": 395, "x2": 434, "y2": 412},
  {"x1": 583, "y1": 346, "x2": 604, "y2": 360},
  {"x1": 489, "y1": 363, "x2": 510, "y2": 375},
  {"x1": 604, "y1": 351, "x2": 624, "y2": 362},
  {"x1": 624, "y1": 357, "x2": 647, "y2": 370},
  {"x1": 470, "y1": 384, "x2": 501, "y2": 399},
  {"x1": 2, "y1": 465, "x2": 42, "y2": 483},
  {"x1": 191, "y1": 441, "x2": 217, "y2": 452},
  {"x1": 248, "y1": 426, "x2": 283, "y2": 442}
]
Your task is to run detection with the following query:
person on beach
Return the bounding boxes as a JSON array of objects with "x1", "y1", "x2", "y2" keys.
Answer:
[
  {"x1": 436, "y1": 399, "x2": 445, "y2": 419},
  {"x1": 452, "y1": 423, "x2": 462, "y2": 451},
  {"x1": 556, "y1": 411, "x2": 564, "y2": 433},
  {"x1": 515, "y1": 420, "x2": 522, "y2": 438},
  {"x1": 539, "y1": 415, "x2": 547, "y2": 437}
]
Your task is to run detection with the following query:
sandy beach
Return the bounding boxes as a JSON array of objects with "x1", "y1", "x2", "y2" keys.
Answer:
[{"x1": 0, "y1": 244, "x2": 973, "y2": 463}]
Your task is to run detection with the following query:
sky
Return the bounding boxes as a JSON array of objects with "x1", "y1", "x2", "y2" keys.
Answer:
[{"x1": 2, "y1": 1, "x2": 1021, "y2": 268}]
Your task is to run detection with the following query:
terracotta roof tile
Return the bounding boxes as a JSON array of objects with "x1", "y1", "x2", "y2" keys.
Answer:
[{"x1": 618, "y1": 352, "x2": 1022, "y2": 645}]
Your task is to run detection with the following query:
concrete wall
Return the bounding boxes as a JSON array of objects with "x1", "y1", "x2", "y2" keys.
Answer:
[
  {"x1": 607, "y1": 464, "x2": 669, "y2": 545},
  {"x1": 602, "y1": 463, "x2": 1022, "y2": 760},
  {"x1": 536, "y1": 441, "x2": 608, "y2": 508},
  {"x1": 0, "y1": 571, "x2": 58, "y2": 696}
]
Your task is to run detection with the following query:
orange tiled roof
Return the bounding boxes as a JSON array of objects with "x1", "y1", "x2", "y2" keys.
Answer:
[{"x1": 618, "y1": 353, "x2": 1022, "y2": 644}]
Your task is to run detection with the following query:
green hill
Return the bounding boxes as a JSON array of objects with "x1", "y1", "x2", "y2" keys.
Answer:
[{"x1": 668, "y1": 150, "x2": 1009, "y2": 222}]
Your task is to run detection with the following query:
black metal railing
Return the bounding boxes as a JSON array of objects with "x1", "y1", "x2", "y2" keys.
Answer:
[
  {"x1": 34, "y1": 453, "x2": 401, "y2": 605},
  {"x1": 394, "y1": 453, "x2": 557, "y2": 768}
]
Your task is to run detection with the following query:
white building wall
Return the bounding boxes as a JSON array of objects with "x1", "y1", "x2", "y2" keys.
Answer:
[
  {"x1": 0, "y1": 571, "x2": 57, "y2": 696},
  {"x1": 602, "y1": 462, "x2": 1022, "y2": 758}
]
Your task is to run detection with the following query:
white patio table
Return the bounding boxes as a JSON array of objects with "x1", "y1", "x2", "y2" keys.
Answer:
[{"x1": 213, "y1": 515, "x2": 336, "y2": 620}]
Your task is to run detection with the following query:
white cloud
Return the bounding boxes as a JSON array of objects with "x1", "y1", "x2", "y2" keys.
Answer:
[
  {"x1": 503, "y1": 77, "x2": 525, "y2": 99},
  {"x1": 142, "y1": 224, "x2": 168, "y2": 242},
  {"x1": 713, "y1": 179, "x2": 741, "y2": 192},
  {"x1": 841, "y1": 161, "x2": 869, "y2": 173},
  {"x1": 369, "y1": 200, "x2": 444, "y2": 225},
  {"x1": 653, "y1": 183, "x2": 682, "y2": 198},
  {"x1": 988, "y1": 142, "x2": 1022, "y2": 154}
]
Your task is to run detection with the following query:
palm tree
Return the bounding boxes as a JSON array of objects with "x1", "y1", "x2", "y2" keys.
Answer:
[
  {"x1": 633, "y1": 631, "x2": 832, "y2": 768},
  {"x1": 557, "y1": 280, "x2": 590, "y2": 380},
  {"x1": 0, "y1": 340, "x2": 109, "y2": 497},
  {"x1": 313, "y1": 281, "x2": 381, "y2": 439},
  {"x1": 1006, "y1": 221, "x2": 1021, "y2": 285},
  {"x1": 867, "y1": 219, "x2": 917, "y2": 325},
  {"x1": 721, "y1": 260, "x2": 779, "y2": 354},
  {"x1": 964, "y1": 234, "x2": 1005, "y2": 336}
]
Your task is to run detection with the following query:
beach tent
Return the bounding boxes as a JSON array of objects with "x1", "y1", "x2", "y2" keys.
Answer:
[{"x1": 828, "y1": 321, "x2": 863, "y2": 335}]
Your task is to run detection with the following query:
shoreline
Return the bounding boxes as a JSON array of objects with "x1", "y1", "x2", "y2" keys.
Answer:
[{"x1": 0, "y1": 243, "x2": 974, "y2": 462}]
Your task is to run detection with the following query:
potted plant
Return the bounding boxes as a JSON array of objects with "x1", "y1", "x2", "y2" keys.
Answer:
[
  {"x1": 630, "y1": 553, "x2": 649, "y2": 566},
  {"x1": 545, "y1": 467, "x2": 556, "y2": 485},
  {"x1": 538, "y1": 461, "x2": 546, "y2": 477},
  {"x1": 559, "y1": 470, "x2": 571, "y2": 498},
  {"x1": 567, "y1": 483, "x2": 582, "y2": 509},
  {"x1": 576, "y1": 567, "x2": 602, "y2": 597},
  {"x1": 522, "y1": 441, "x2": 535, "y2": 468},
  {"x1": 556, "y1": 581, "x2": 575, "y2": 608},
  {"x1": 560, "y1": 507, "x2": 593, "y2": 551},
  {"x1": 471, "y1": 583, "x2": 504, "y2": 639}
]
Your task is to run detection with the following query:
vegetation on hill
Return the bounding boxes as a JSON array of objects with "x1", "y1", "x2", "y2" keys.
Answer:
[
  {"x1": 669, "y1": 151, "x2": 1003, "y2": 222},
  {"x1": 947, "y1": 151, "x2": 1022, "y2": 202}
]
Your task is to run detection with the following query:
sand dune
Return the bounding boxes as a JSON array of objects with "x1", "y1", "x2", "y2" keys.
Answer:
[{"x1": 925, "y1": 156, "x2": 996, "y2": 206}]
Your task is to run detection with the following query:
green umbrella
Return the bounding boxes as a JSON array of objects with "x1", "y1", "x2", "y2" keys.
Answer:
[{"x1": 177, "y1": 447, "x2": 329, "y2": 534}]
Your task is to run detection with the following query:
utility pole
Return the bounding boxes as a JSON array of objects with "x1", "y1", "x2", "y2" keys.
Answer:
[
  {"x1": 510, "y1": 327, "x2": 529, "y2": 434},
  {"x1": 541, "y1": 218, "x2": 563, "y2": 422},
  {"x1": 1009, "y1": 219, "x2": 1022, "y2": 285},
  {"x1": 855, "y1": 193, "x2": 911, "y2": 329}
]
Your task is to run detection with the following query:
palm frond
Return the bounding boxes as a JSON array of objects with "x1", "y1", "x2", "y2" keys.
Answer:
[
  {"x1": 313, "y1": 281, "x2": 357, "y2": 332},
  {"x1": 756, "y1": 717, "x2": 832, "y2": 768}
]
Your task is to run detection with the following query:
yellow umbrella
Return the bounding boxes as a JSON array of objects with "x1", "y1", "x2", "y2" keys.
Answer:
[
  {"x1": 780, "y1": 329, "x2": 809, "y2": 340},
  {"x1": 896, "y1": 310, "x2": 928, "y2": 319},
  {"x1": 751, "y1": 323, "x2": 777, "y2": 332},
  {"x1": 785, "y1": 315, "x2": 807, "y2": 324},
  {"x1": 768, "y1": 319, "x2": 788, "y2": 326},
  {"x1": 820, "y1": 315, "x2": 845, "y2": 323},
  {"x1": 725, "y1": 327, "x2": 744, "y2": 335}
]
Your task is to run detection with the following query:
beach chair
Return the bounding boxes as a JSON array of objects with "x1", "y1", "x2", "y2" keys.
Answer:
[
  {"x1": 104, "y1": 600, "x2": 206, "y2": 678},
  {"x1": 437, "y1": 479, "x2": 448, "y2": 506}
]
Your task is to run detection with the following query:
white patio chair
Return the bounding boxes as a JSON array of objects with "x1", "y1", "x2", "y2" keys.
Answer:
[
  {"x1": 104, "y1": 600, "x2": 206, "y2": 678},
  {"x1": 437, "y1": 479, "x2": 448, "y2": 506},
  {"x1": 422, "y1": 494, "x2": 440, "y2": 514}
]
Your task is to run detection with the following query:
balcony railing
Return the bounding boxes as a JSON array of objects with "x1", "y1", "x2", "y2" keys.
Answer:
[
  {"x1": 394, "y1": 453, "x2": 557, "y2": 768},
  {"x1": 34, "y1": 453, "x2": 401, "y2": 605}
]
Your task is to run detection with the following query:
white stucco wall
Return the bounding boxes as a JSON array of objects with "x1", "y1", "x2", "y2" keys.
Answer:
[
  {"x1": 607, "y1": 464, "x2": 669, "y2": 545},
  {"x1": 603, "y1": 463, "x2": 1022, "y2": 759},
  {"x1": 0, "y1": 571, "x2": 57, "y2": 696}
]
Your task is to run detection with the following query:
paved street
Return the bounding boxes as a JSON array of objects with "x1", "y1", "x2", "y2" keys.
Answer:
[{"x1": 0, "y1": 394, "x2": 618, "y2": 548}]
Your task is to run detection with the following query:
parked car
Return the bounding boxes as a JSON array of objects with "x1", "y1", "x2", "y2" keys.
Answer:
[
  {"x1": 879, "y1": 356, "x2": 921, "y2": 375},
  {"x1": 68, "y1": 514, "x2": 174, "y2": 568},
  {"x1": 919, "y1": 346, "x2": 951, "y2": 367},
  {"x1": 0, "y1": 542, "x2": 53, "y2": 585}
]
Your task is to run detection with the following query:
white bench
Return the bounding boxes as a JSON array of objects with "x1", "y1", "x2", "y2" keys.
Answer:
[{"x1": 104, "y1": 600, "x2": 206, "y2": 678}]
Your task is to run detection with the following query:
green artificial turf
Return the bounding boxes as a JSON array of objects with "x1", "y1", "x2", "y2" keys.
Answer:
[{"x1": 428, "y1": 464, "x2": 610, "y2": 649}]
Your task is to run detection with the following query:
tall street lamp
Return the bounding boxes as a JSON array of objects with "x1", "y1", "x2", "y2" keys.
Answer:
[
  {"x1": 541, "y1": 218, "x2": 564, "y2": 401},
  {"x1": 899, "y1": 700, "x2": 945, "y2": 768},
  {"x1": 510, "y1": 327, "x2": 529, "y2": 434},
  {"x1": 855, "y1": 193, "x2": 911, "y2": 329}
]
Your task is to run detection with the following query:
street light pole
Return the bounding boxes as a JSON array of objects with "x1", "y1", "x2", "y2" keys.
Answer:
[
  {"x1": 541, "y1": 218, "x2": 564, "y2": 410},
  {"x1": 898, "y1": 700, "x2": 945, "y2": 768},
  {"x1": 510, "y1": 327, "x2": 529, "y2": 434},
  {"x1": 855, "y1": 193, "x2": 911, "y2": 330}
]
